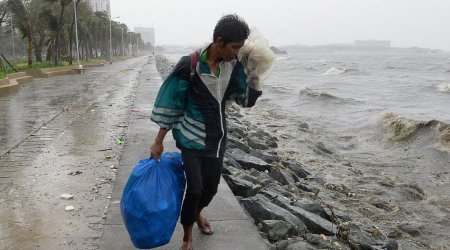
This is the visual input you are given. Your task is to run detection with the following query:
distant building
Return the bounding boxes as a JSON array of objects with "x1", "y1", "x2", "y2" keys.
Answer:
[
  {"x1": 88, "y1": 0, "x2": 110, "y2": 15},
  {"x1": 134, "y1": 27, "x2": 155, "y2": 47},
  {"x1": 354, "y1": 40, "x2": 391, "y2": 48}
]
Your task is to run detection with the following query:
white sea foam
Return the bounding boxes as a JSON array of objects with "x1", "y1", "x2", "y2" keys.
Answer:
[
  {"x1": 275, "y1": 56, "x2": 289, "y2": 61},
  {"x1": 437, "y1": 83, "x2": 450, "y2": 92},
  {"x1": 266, "y1": 85, "x2": 296, "y2": 95},
  {"x1": 322, "y1": 67, "x2": 347, "y2": 76}
]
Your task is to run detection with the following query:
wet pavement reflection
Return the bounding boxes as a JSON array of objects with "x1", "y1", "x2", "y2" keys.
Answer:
[{"x1": 0, "y1": 56, "x2": 151, "y2": 249}]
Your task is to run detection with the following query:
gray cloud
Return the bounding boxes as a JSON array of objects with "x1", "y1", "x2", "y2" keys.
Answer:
[{"x1": 110, "y1": 0, "x2": 450, "y2": 51}]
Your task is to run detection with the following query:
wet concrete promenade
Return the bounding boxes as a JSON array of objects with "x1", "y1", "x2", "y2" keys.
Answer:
[
  {"x1": 99, "y1": 57, "x2": 270, "y2": 249},
  {"x1": 0, "y1": 57, "x2": 148, "y2": 249},
  {"x1": 0, "y1": 56, "x2": 269, "y2": 249}
]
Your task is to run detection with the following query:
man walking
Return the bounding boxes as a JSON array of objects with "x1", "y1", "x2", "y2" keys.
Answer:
[{"x1": 150, "y1": 14, "x2": 262, "y2": 250}]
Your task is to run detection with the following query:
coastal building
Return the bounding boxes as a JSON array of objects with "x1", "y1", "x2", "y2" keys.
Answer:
[
  {"x1": 134, "y1": 27, "x2": 155, "y2": 47},
  {"x1": 88, "y1": 0, "x2": 110, "y2": 15},
  {"x1": 354, "y1": 40, "x2": 391, "y2": 48}
]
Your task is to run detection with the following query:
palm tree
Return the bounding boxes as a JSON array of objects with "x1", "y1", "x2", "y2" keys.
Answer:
[
  {"x1": 0, "y1": 1, "x2": 8, "y2": 25},
  {"x1": 39, "y1": 7, "x2": 58, "y2": 62},
  {"x1": 6, "y1": 0, "x2": 136, "y2": 66},
  {"x1": 6, "y1": 0, "x2": 53, "y2": 65},
  {"x1": 7, "y1": 0, "x2": 33, "y2": 66},
  {"x1": 76, "y1": 2, "x2": 96, "y2": 60},
  {"x1": 91, "y1": 11, "x2": 109, "y2": 58},
  {"x1": 27, "y1": 0, "x2": 52, "y2": 62},
  {"x1": 45, "y1": 0, "x2": 71, "y2": 65}
]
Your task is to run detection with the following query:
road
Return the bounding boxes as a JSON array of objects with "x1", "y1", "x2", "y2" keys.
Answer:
[{"x1": 0, "y1": 56, "x2": 152, "y2": 249}]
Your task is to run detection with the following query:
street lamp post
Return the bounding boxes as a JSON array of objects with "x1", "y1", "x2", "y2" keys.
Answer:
[
  {"x1": 73, "y1": 0, "x2": 82, "y2": 69},
  {"x1": 121, "y1": 28, "x2": 124, "y2": 59},
  {"x1": 109, "y1": 14, "x2": 112, "y2": 64},
  {"x1": 129, "y1": 34, "x2": 132, "y2": 56},
  {"x1": 109, "y1": 15, "x2": 120, "y2": 64},
  {"x1": 136, "y1": 36, "x2": 139, "y2": 56},
  {"x1": 11, "y1": 16, "x2": 15, "y2": 61}
]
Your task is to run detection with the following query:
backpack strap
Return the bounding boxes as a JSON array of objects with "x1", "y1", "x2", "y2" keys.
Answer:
[{"x1": 190, "y1": 50, "x2": 200, "y2": 80}]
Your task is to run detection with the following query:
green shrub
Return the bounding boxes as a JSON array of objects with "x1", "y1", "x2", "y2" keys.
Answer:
[
  {"x1": 15, "y1": 61, "x2": 66, "y2": 70},
  {"x1": 0, "y1": 59, "x2": 104, "y2": 79}
]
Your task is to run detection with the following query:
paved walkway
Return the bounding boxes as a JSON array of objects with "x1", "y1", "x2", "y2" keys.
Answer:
[{"x1": 99, "y1": 56, "x2": 270, "y2": 250}]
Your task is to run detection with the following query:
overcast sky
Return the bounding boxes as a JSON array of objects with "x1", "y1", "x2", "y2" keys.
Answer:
[{"x1": 110, "y1": 0, "x2": 450, "y2": 51}]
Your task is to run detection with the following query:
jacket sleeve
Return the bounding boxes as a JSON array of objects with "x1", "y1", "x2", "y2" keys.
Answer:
[
  {"x1": 228, "y1": 66, "x2": 262, "y2": 108},
  {"x1": 150, "y1": 73, "x2": 189, "y2": 130}
]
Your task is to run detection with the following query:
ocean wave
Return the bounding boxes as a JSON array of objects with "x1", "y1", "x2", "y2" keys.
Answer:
[
  {"x1": 322, "y1": 67, "x2": 346, "y2": 75},
  {"x1": 299, "y1": 87, "x2": 339, "y2": 100},
  {"x1": 266, "y1": 85, "x2": 297, "y2": 95},
  {"x1": 424, "y1": 65, "x2": 448, "y2": 71},
  {"x1": 380, "y1": 112, "x2": 450, "y2": 151},
  {"x1": 275, "y1": 56, "x2": 289, "y2": 61},
  {"x1": 297, "y1": 87, "x2": 364, "y2": 104},
  {"x1": 305, "y1": 66, "x2": 317, "y2": 71},
  {"x1": 437, "y1": 123, "x2": 450, "y2": 150},
  {"x1": 297, "y1": 88, "x2": 362, "y2": 105},
  {"x1": 437, "y1": 83, "x2": 450, "y2": 92},
  {"x1": 384, "y1": 66, "x2": 407, "y2": 70},
  {"x1": 322, "y1": 67, "x2": 359, "y2": 76}
]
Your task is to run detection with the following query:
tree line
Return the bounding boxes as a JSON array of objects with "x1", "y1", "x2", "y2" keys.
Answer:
[{"x1": 0, "y1": 0, "x2": 147, "y2": 66}]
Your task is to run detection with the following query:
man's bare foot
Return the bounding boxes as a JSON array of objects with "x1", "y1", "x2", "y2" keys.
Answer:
[
  {"x1": 196, "y1": 214, "x2": 214, "y2": 235},
  {"x1": 181, "y1": 240, "x2": 192, "y2": 250}
]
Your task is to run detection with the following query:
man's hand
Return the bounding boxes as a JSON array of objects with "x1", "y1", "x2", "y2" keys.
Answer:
[
  {"x1": 150, "y1": 142, "x2": 164, "y2": 159},
  {"x1": 149, "y1": 127, "x2": 169, "y2": 159}
]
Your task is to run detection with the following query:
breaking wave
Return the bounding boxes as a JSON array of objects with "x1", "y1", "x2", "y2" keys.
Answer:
[
  {"x1": 380, "y1": 112, "x2": 450, "y2": 151},
  {"x1": 437, "y1": 123, "x2": 450, "y2": 150},
  {"x1": 437, "y1": 83, "x2": 450, "y2": 92},
  {"x1": 322, "y1": 67, "x2": 347, "y2": 75},
  {"x1": 322, "y1": 67, "x2": 360, "y2": 76},
  {"x1": 275, "y1": 56, "x2": 289, "y2": 61},
  {"x1": 299, "y1": 87, "x2": 339, "y2": 100},
  {"x1": 266, "y1": 85, "x2": 297, "y2": 95},
  {"x1": 297, "y1": 88, "x2": 361, "y2": 105}
]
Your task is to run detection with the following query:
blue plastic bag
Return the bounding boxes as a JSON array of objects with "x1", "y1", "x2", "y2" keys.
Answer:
[{"x1": 121, "y1": 152, "x2": 186, "y2": 249}]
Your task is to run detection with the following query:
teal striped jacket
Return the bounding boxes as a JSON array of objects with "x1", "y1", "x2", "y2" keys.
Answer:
[{"x1": 151, "y1": 46, "x2": 262, "y2": 158}]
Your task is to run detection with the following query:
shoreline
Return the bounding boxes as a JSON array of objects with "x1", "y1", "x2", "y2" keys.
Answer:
[{"x1": 155, "y1": 54, "x2": 449, "y2": 250}]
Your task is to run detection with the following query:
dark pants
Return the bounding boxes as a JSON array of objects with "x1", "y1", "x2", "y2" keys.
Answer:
[{"x1": 180, "y1": 150, "x2": 223, "y2": 226}]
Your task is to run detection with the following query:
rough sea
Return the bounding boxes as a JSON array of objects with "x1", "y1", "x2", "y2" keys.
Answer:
[{"x1": 163, "y1": 47, "x2": 450, "y2": 249}]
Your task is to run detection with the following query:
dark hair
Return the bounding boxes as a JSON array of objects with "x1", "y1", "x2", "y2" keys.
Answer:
[{"x1": 213, "y1": 14, "x2": 250, "y2": 45}]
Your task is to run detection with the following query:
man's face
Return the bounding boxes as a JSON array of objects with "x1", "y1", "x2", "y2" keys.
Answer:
[{"x1": 217, "y1": 39, "x2": 245, "y2": 62}]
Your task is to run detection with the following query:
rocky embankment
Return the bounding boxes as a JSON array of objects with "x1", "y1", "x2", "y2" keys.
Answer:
[
  {"x1": 222, "y1": 105, "x2": 398, "y2": 250},
  {"x1": 154, "y1": 54, "x2": 399, "y2": 250},
  {"x1": 155, "y1": 54, "x2": 175, "y2": 79}
]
